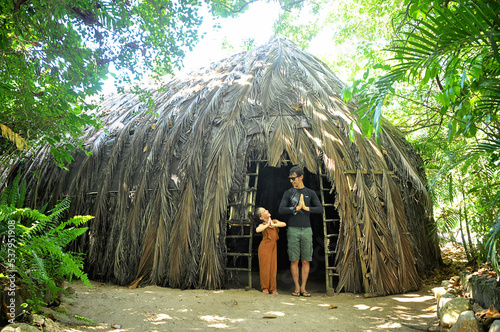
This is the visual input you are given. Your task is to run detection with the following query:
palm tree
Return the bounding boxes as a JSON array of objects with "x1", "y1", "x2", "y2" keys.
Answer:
[{"x1": 344, "y1": 0, "x2": 500, "y2": 269}]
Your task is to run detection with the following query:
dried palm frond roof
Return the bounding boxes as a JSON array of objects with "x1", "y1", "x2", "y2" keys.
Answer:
[{"x1": 5, "y1": 36, "x2": 441, "y2": 294}]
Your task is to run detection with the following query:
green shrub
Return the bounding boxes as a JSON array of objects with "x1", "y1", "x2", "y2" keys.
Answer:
[{"x1": 0, "y1": 172, "x2": 93, "y2": 314}]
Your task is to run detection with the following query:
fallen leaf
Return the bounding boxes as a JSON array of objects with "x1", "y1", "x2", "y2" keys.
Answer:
[
  {"x1": 329, "y1": 305, "x2": 337, "y2": 309},
  {"x1": 128, "y1": 276, "x2": 143, "y2": 289},
  {"x1": 263, "y1": 315, "x2": 277, "y2": 319}
]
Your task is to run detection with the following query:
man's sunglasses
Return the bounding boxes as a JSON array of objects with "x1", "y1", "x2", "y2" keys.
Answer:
[{"x1": 288, "y1": 176, "x2": 298, "y2": 180}]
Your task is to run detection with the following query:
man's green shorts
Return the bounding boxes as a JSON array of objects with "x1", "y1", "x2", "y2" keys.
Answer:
[{"x1": 287, "y1": 227, "x2": 313, "y2": 261}]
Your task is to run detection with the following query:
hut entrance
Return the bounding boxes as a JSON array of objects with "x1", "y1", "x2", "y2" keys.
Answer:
[{"x1": 225, "y1": 162, "x2": 340, "y2": 294}]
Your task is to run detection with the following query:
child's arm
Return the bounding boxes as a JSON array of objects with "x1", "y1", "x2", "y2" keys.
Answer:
[
  {"x1": 271, "y1": 219, "x2": 286, "y2": 227},
  {"x1": 256, "y1": 222, "x2": 269, "y2": 233}
]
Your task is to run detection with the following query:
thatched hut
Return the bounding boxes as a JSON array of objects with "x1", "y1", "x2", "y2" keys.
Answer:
[{"x1": 4, "y1": 36, "x2": 441, "y2": 296}]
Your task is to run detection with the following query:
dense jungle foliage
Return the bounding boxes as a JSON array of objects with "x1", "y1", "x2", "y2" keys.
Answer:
[{"x1": 0, "y1": 1, "x2": 499, "y2": 311}]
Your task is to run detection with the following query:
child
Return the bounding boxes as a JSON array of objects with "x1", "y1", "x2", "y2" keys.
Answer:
[{"x1": 254, "y1": 207, "x2": 286, "y2": 294}]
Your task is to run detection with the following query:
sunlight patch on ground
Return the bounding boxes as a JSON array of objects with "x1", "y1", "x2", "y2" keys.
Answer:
[
  {"x1": 352, "y1": 304, "x2": 384, "y2": 311},
  {"x1": 200, "y1": 315, "x2": 245, "y2": 328},
  {"x1": 354, "y1": 304, "x2": 371, "y2": 310},
  {"x1": 418, "y1": 313, "x2": 436, "y2": 318},
  {"x1": 393, "y1": 305, "x2": 411, "y2": 310},
  {"x1": 370, "y1": 306, "x2": 383, "y2": 311},
  {"x1": 399, "y1": 313, "x2": 422, "y2": 321},
  {"x1": 377, "y1": 322, "x2": 403, "y2": 329},
  {"x1": 392, "y1": 295, "x2": 434, "y2": 303},
  {"x1": 207, "y1": 323, "x2": 230, "y2": 328},
  {"x1": 149, "y1": 313, "x2": 173, "y2": 321},
  {"x1": 280, "y1": 302, "x2": 296, "y2": 306},
  {"x1": 264, "y1": 311, "x2": 285, "y2": 317}
]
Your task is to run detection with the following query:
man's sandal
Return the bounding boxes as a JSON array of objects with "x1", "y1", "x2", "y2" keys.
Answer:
[
  {"x1": 301, "y1": 291, "x2": 311, "y2": 297},
  {"x1": 291, "y1": 291, "x2": 300, "y2": 296},
  {"x1": 271, "y1": 290, "x2": 279, "y2": 295}
]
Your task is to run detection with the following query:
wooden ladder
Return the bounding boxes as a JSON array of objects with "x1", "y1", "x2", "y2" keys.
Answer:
[
  {"x1": 319, "y1": 170, "x2": 340, "y2": 295},
  {"x1": 226, "y1": 161, "x2": 260, "y2": 290}
]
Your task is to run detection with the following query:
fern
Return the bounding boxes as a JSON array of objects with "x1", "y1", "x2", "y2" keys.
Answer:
[
  {"x1": 47, "y1": 198, "x2": 71, "y2": 224},
  {"x1": 0, "y1": 189, "x2": 93, "y2": 314}
]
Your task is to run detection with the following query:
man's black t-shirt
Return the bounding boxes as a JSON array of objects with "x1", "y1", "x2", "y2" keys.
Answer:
[{"x1": 279, "y1": 187, "x2": 323, "y2": 227}]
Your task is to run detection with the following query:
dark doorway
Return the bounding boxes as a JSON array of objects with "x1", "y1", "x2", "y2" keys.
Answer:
[
  {"x1": 253, "y1": 165, "x2": 336, "y2": 293},
  {"x1": 224, "y1": 163, "x2": 340, "y2": 294},
  {"x1": 253, "y1": 166, "x2": 290, "y2": 270}
]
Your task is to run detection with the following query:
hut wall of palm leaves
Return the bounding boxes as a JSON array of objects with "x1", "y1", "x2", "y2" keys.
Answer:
[{"x1": 3, "y1": 37, "x2": 442, "y2": 295}]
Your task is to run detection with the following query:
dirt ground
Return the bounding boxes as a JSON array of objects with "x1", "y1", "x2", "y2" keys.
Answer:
[{"x1": 55, "y1": 270, "x2": 441, "y2": 332}]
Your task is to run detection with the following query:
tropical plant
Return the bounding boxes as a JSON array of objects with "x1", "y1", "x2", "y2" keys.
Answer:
[
  {"x1": 0, "y1": 0, "x2": 315, "y2": 171},
  {"x1": 0, "y1": 0, "x2": 209, "y2": 169},
  {"x1": 344, "y1": 0, "x2": 500, "y2": 145},
  {"x1": 339, "y1": 0, "x2": 500, "y2": 269},
  {"x1": 274, "y1": 0, "x2": 404, "y2": 81},
  {"x1": 0, "y1": 173, "x2": 92, "y2": 314}
]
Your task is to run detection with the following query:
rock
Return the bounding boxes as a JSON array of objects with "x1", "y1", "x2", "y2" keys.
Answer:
[
  {"x1": 28, "y1": 314, "x2": 60, "y2": 332},
  {"x1": 448, "y1": 310, "x2": 481, "y2": 331},
  {"x1": 490, "y1": 320, "x2": 500, "y2": 332},
  {"x1": 433, "y1": 287, "x2": 447, "y2": 300},
  {"x1": 39, "y1": 306, "x2": 87, "y2": 325},
  {"x1": 42, "y1": 318, "x2": 60, "y2": 332},
  {"x1": 55, "y1": 302, "x2": 72, "y2": 313},
  {"x1": 462, "y1": 271, "x2": 500, "y2": 308},
  {"x1": 428, "y1": 327, "x2": 448, "y2": 331},
  {"x1": 27, "y1": 314, "x2": 46, "y2": 326},
  {"x1": 450, "y1": 276, "x2": 461, "y2": 285},
  {"x1": 441, "y1": 280, "x2": 451, "y2": 288},
  {"x1": 0, "y1": 323, "x2": 41, "y2": 332},
  {"x1": 65, "y1": 286, "x2": 76, "y2": 295},
  {"x1": 437, "y1": 292, "x2": 457, "y2": 318},
  {"x1": 441, "y1": 297, "x2": 472, "y2": 328},
  {"x1": 26, "y1": 313, "x2": 60, "y2": 332}
]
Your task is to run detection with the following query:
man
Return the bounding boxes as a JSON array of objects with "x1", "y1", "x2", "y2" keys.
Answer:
[{"x1": 279, "y1": 166, "x2": 323, "y2": 297}]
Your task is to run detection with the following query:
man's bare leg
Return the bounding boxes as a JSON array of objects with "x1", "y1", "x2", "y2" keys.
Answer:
[
  {"x1": 300, "y1": 260, "x2": 310, "y2": 295},
  {"x1": 290, "y1": 260, "x2": 300, "y2": 294}
]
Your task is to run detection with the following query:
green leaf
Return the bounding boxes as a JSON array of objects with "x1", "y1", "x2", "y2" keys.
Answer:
[
  {"x1": 460, "y1": 69, "x2": 467, "y2": 88},
  {"x1": 341, "y1": 87, "x2": 353, "y2": 103},
  {"x1": 470, "y1": 64, "x2": 483, "y2": 79},
  {"x1": 349, "y1": 124, "x2": 355, "y2": 143},
  {"x1": 447, "y1": 119, "x2": 456, "y2": 142}
]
